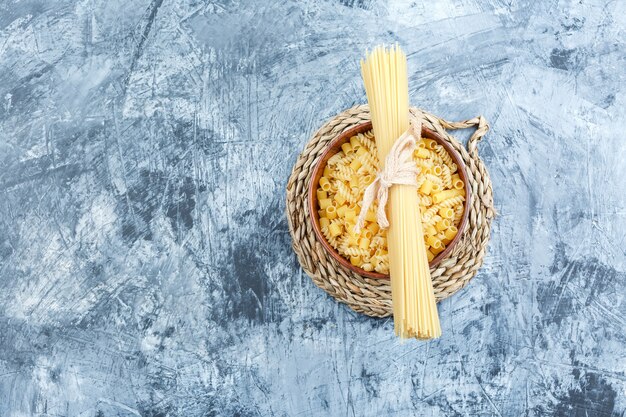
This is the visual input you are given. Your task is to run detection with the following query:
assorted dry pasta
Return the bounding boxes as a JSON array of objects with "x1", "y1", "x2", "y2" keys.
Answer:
[{"x1": 316, "y1": 129, "x2": 466, "y2": 275}]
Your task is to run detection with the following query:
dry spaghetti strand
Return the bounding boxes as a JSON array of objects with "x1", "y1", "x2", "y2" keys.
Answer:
[{"x1": 360, "y1": 45, "x2": 441, "y2": 339}]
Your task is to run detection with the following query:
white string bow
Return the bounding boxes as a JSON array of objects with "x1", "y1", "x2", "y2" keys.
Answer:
[{"x1": 354, "y1": 119, "x2": 421, "y2": 233}]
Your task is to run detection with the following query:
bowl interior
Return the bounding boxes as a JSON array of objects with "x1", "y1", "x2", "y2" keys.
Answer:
[{"x1": 308, "y1": 121, "x2": 471, "y2": 280}]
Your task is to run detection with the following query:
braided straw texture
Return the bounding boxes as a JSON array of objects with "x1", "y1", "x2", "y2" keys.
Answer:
[{"x1": 286, "y1": 105, "x2": 495, "y2": 318}]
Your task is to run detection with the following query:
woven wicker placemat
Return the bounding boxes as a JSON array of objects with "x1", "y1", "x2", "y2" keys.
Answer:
[{"x1": 286, "y1": 104, "x2": 495, "y2": 318}]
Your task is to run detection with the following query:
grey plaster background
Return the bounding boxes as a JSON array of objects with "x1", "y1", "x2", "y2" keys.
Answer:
[{"x1": 0, "y1": 0, "x2": 625, "y2": 416}]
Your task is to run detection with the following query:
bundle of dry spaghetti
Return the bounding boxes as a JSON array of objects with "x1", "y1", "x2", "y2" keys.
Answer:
[{"x1": 360, "y1": 45, "x2": 441, "y2": 339}]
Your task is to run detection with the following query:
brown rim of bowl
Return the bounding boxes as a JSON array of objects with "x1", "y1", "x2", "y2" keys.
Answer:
[{"x1": 308, "y1": 121, "x2": 471, "y2": 280}]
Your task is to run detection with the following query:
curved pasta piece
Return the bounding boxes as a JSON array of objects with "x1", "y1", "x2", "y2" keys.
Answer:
[
  {"x1": 421, "y1": 206, "x2": 439, "y2": 222},
  {"x1": 438, "y1": 195, "x2": 465, "y2": 208},
  {"x1": 336, "y1": 181, "x2": 358, "y2": 205},
  {"x1": 453, "y1": 204, "x2": 463, "y2": 224},
  {"x1": 419, "y1": 194, "x2": 432, "y2": 207},
  {"x1": 421, "y1": 173, "x2": 444, "y2": 187},
  {"x1": 434, "y1": 144, "x2": 454, "y2": 167},
  {"x1": 358, "y1": 132, "x2": 377, "y2": 154},
  {"x1": 335, "y1": 164, "x2": 354, "y2": 180},
  {"x1": 357, "y1": 150, "x2": 379, "y2": 175},
  {"x1": 321, "y1": 225, "x2": 339, "y2": 248},
  {"x1": 327, "y1": 151, "x2": 345, "y2": 166},
  {"x1": 426, "y1": 149, "x2": 444, "y2": 165},
  {"x1": 339, "y1": 246, "x2": 370, "y2": 258},
  {"x1": 441, "y1": 164, "x2": 452, "y2": 189}
]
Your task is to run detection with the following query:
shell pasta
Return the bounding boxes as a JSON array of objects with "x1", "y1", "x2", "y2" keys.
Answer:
[{"x1": 316, "y1": 130, "x2": 465, "y2": 273}]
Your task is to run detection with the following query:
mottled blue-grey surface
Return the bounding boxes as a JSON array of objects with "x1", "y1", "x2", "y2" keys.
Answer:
[{"x1": 0, "y1": 0, "x2": 625, "y2": 416}]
